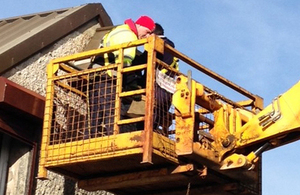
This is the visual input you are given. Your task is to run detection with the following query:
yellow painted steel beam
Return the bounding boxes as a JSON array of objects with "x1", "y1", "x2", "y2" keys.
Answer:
[
  {"x1": 172, "y1": 75, "x2": 192, "y2": 118},
  {"x1": 195, "y1": 82, "x2": 222, "y2": 112},
  {"x1": 173, "y1": 76, "x2": 195, "y2": 156},
  {"x1": 114, "y1": 48, "x2": 123, "y2": 135},
  {"x1": 51, "y1": 63, "x2": 118, "y2": 82},
  {"x1": 45, "y1": 131, "x2": 144, "y2": 165},
  {"x1": 55, "y1": 80, "x2": 87, "y2": 98},
  {"x1": 142, "y1": 36, "x2": 157, "y2": 164},
  {"x1": 117, "y1": 116, "x2": 145, "y2": 125},
  {"x1": 152, "y1": 133, "x2": 177, "y2": 163},
  {"x1": 38, "y1": 62, "x2": 57, "y2": 179},
  {"x1": 119, "y1": 88, "x2": 146, "y2": 97},
  {"x1": 165, "y1": 44, "x2": 263, "y2": 109},
  {"x1": 220, "y1": 81, "x2": 300, "y2": 170},
  {"x1": 51, "y1": 38, "x2": 149, "y2": 64},
  {"x1": 46, "y1": 148, "x2": 143, "y2": 167},
  {"x1": 122, "y1": 64, "x2": 147, "y2": 73},
  {"x1": 44, "y1": 131, "x2": 178, "y2": 167},
  {"x1": 59, "y1": 63, "x2": 80, "y2": 74},
  {"x1": 235, "y1": 80, "x2": 300, "y2": 148}
]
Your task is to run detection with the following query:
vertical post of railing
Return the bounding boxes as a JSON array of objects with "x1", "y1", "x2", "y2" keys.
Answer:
[
  {"x1": 142, "y1": 37, "x2": 156, "y2": 163},
  {"x1": 37, "y1": 61, "x2": 59, "y2": 179},
  {"x1": 142, "y1": 36, "x2": 165, "y2": 163},
  {"x1": 114, "y1": 48, "x2": 124, "y2": 135}
]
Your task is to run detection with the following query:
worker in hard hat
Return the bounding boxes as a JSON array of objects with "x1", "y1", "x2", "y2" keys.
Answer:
[
  {"x1": 135, "y1": 23, "x2": 178, "y2": 85},
  {"x1": 130, "y1": 23, "x2": 179, "y2": 134},
  {"x1": 151, "y1": 23, "x2": 178, "y2": 134},
  {"x1": 85, "y1": 16, "x2": 155, "y2": 138}
]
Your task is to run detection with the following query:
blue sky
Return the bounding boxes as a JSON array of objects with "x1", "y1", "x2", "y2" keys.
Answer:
[{"x1": 1, "y1": 1, "x2": 300, "y2": 194}]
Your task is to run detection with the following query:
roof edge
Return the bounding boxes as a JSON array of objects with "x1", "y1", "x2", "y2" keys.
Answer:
[{"x1": 0, "y1": 3, "x2": 113, "y2": 74}]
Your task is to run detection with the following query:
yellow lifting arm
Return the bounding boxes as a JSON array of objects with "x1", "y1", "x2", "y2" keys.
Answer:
[
  {"x1": 173, "y1": 74, "x2": 300, "y2": 172},
  {"x1": 221, "y1": 80, "x2": 300, "y2": 170}
]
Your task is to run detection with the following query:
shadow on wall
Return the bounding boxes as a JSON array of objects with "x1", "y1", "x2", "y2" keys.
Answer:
[{"x1": 63, "y1": 177, "x2": 75, "y2": 194}]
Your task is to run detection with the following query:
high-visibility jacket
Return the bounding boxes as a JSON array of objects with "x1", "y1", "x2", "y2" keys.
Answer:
[{"x1": 100, "y1": 22, "x2": 138, "y2": 76}]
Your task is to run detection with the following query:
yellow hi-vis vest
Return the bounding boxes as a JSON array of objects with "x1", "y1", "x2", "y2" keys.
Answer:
[{"x1": 101, "y1": 24, "x2": 138, "y2": 77}]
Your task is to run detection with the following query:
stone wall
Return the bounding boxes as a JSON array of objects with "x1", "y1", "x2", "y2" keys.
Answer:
[
  {"x1": 2, "y1": 20, "x2": 112, "y2": 195},
  {"x1": 3, "y1": 20, "x2": 98, "y2": 96}
]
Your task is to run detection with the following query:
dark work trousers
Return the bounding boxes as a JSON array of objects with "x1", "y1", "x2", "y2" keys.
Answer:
[
  {"x1": 84, "y1": 76, "x2": 116, "y2": 138},
  {"x1": 154, "y1": 84, "x2": 172, "y2": 130},
  {"x1": 135, "y1": 84, "x2": 172, "y2": 132}
]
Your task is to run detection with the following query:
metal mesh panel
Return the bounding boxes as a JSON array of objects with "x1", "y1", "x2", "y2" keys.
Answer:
[
  {"x1": 49, "y1": 67, "x2": 119, "y2": 146},
  {"x1": 154, "y1": 60, "x2": 179, "y2": 140}
]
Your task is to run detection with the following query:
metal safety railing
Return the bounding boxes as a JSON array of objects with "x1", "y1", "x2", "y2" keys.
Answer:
[
  {"x1": 38, "y1": 36, "x2": 175, "y2": 178},
  {"x1": 38, "y1": 35, "x2": 263, "y2": 180}
]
